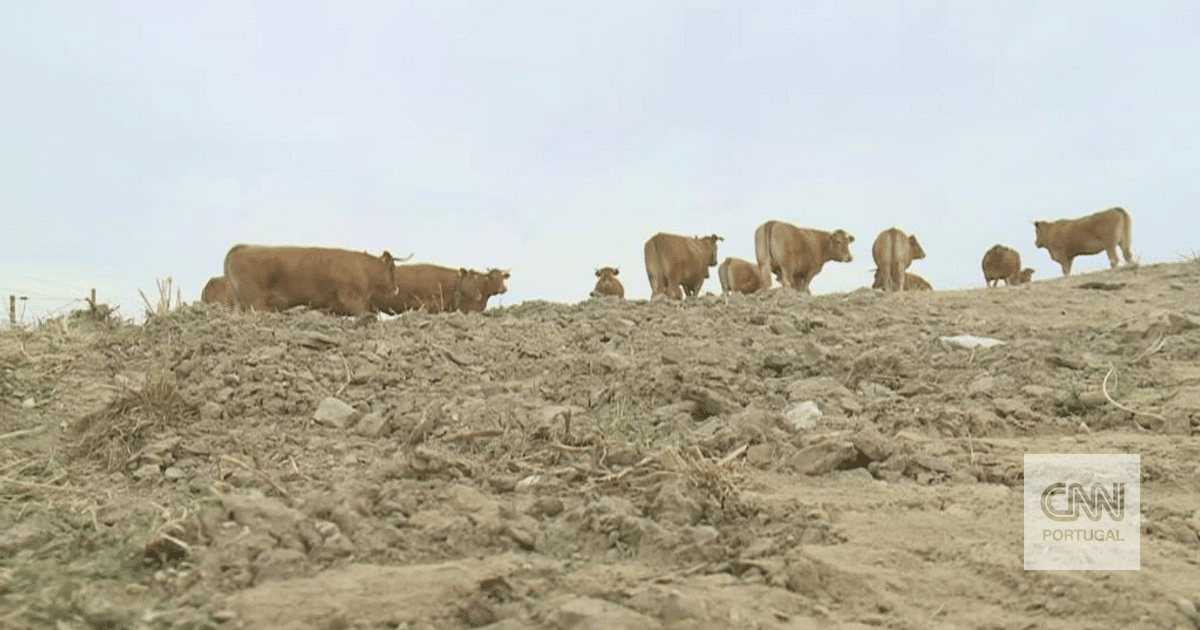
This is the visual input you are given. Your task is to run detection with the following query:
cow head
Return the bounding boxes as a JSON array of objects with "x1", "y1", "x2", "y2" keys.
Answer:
[
  {"x1": 1018, "y1": 268, "x2": 1035, "y2": 284},
  {"x1": 487, "y1": 268, "x2": 510, "y2": 295},
  {"x1": 829, "y1": 230, "x2": 855, "y2": 262},
  {"x1": 378, "y1": 251, "x2": 398, "y2": 294},
  {"x1": 700, "y1": 234, "x2": 724, "y2": 267},
  {"x1": 1033, "y1": 221, "x2": 1048, "y2": 249},
  {"x1": 908, "y1": 235, "x2": 926, "y2": 260}
]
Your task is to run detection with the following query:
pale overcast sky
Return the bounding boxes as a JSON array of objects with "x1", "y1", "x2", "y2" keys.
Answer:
[{"x1": 3, "y1": 2, "x2": 1197, "y2": 323}]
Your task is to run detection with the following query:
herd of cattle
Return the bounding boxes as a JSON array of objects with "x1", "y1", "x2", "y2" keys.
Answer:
[{"x1": 200, "y1": 206, "x2": 1134, "y2": 315}]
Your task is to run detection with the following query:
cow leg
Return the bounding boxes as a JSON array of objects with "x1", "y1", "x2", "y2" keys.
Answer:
[
  {"x1": 1060, "y1": 258, "x2": 1073, "y2": 276},
  {"x1": 1120, "y1": 241, "x2": 1133, "y2": 264},
  {"x1": 1106, "y1": 246, "x2": 1120, "y2": 269}
]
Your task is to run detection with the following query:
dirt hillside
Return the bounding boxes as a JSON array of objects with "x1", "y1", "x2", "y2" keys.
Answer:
[{"x1": 1, "y1": 260, "x2": 1198, "y2": 630}]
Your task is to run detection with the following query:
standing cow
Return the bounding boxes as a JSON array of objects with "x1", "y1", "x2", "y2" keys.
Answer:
[
  {"x1": 459, "y1": 268, "x2": 510, "y2": 312},
  {"x1": 224, "y1": 245, "x2": 400, "y2": 317},
  {"x1": 717, "y1": 257, "x2": 764, "y2": 294},
  {"x1": 644, "y1": 233, "x2": 723, "y2": 300},
  {"x1": 754, "y1": 220, "x2": 854, "y2": 294},
  {"x1": 385, "y1": 264, "x2": 509, "y2": 314},
  {"x1": 1034, "y1": 206, "x2": 1133, "y2": 276},
  {"x1": 590, "y1": 267, "x2": 624, "y2": 299},
  {"x1": 200, "y1": 276, "x2": 233, "y2": 307},
  {"x1": 981, "y1": 244, "x2": 1035, "y2": 287},
  {"x1": 871, "y1": 227, "x2": 925, "y2": 293}
]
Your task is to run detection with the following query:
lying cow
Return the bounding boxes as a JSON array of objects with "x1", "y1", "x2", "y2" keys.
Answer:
[
  {"x1": 871, "y1": 227, "x2": 926, "y2": 292},
  {"x1": 590, "y1": 267, "x2": 624, "y2": 299},
  {"x1": 754, "y1": 220, "x2": 854, "y2": 293},
  {"x1": 1034, "y1": 206, "x2": 1133, "y2": 276},
  {"x1": 873, "y1": 270, "x2": 932, "y2": 291},
  {"x1": 981, "y1": 244, "x2": 1035, "y2": 287},
  {"x1": 200, "y1": 276, "x2": 232, "y2": 307},
  {"x1": 223, "y1": 245, "x2": 402, "y2": 316},
  {"x1": 644, "y1": 233, "x2": 723, "y2": 300},
  {"x1": 717, "y1": 257, "x2": 764, "y2": 294},
  {"x1": 385, "y1": 264, "x2": 509, "y2": 314}
]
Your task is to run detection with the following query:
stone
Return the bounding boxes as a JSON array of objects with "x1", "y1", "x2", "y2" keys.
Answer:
[
  {"x1": 548, "y1": 596, "x2": 662, "y2": 630},
  {"x1": 783, "y1": 401, "x2": 822, "y2": 430},
  {"x1": 132, "y1": 464, "x2": 162, "y2": 482},
  {"x1": 850, "y1": 427, "x2": 894, "y2": 462},
  {"x1": 681, "y1": 385, "x2": 739, "y2": 418},
  {"x1": 354, "y1": 412, "x2": 388, "y2": 438},
  {"x1": 786, "y1": 441, "x2": 858, "y2": 476},
  {"x1": 313, "y1": 397, "x2": 360, "y2": 429},
  {"x1": 252, "y1": 548, "x2": 313, "y2": 586},
  {"x1": 199, "y1": 401, "x2": 223, "y2": 421},
  {"x1": 787, "y1": 377, "x2": 853, "y2": 403}
]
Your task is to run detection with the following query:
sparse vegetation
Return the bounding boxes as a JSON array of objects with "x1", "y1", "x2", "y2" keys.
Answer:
[
  {"x1": 139, "y1": 275, "x2": 184, "y2": 320},
  {"x1": 69, "y1": 364, "x2": 197, "y2": 469}
]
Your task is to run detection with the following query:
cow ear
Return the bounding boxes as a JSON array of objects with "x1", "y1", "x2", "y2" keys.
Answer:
[
  {"x1": 612, "y1": 267, "x2": 619, "y2": 276},
  {"x1": 381, "y1": 251, "x2": 395, "y2": 265}
]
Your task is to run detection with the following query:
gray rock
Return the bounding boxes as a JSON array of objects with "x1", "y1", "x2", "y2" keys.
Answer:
[
  {"x1": 967, "y1": 375, "x2": 998, "y2": 397},
  {"x1": 851, "y1": 427, "x2": 894, "y2": 462},
  {"x1": 787, "y1": 376, "x2": 853, "y2": 403},
  {"x1": 313, "y1": 397, "x2": 360, "y2": 429},
  {"x1": 252, "y1": 548, "x2": 312, "y2": 585},
  {"x1": 786, "y1": 441, "x2": 858, "y2": 476},
  {"x1": 354, "y1": 412, "x2": 388, "y2": 438},
  {"x1": 681, "y1": 385, "x2": 740, "y2": 418},
  {"x1": 132, "y1": 464, "x2": 162, "y2": 482},
  {"x1": 199, "y1": 401, "x2": 223, "y2": 421},
  {"x1": 548, "y1": 596, "x2": 662, "y2": 630},
  {"x1": 783, "y1": 401, "x2": 822, "y2": 430}
]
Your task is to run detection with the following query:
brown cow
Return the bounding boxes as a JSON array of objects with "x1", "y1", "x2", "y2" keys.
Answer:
[
  {"x1": 873, "y1": 270, "x2": 932, "y2": 291},
  {"x1": 590, "y1": 267, "x2": 624, "y2": 299},
  {"x1": 385, "y1": 264, "x2": 509, "y2": 314},
  {"x1": 754, "y1": 221, "x2": 854, "y2": 294},
  {"x1": 981, "y1": 244, "x2": 1035, "y2": 287},
  {"x1": 644, "y1": 233, "x2": 723, "y2": 300},
  {"x1": 200, "y1": 276, "x2": 232, "y2": 307},
  {"x1": 459, "y1": 268, "x2": 510, "y2": 312},
  {"x1": 223, "y1": 245, "x2": 399, "y2": 316},
  {"x1": 717, "y1": 257, "x2": 764, "y2": 294},
  {"x1": 871, "y1": 227, "x2": 925, "y2": 292},
  {"x1": 1034, "y1": 206, "x2": 1133, "y2": 276}
]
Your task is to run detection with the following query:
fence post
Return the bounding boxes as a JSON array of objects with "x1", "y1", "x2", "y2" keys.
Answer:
[{"x1": 8, "y1": 296, "x2": 13, "y2": 325}]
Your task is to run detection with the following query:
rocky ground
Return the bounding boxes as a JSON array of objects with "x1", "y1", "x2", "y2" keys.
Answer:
[{"x1": 1, "y1": 260, "x2": 1199, "y2": 630}]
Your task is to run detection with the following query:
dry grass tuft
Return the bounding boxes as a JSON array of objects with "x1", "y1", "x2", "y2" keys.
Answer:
[
  {"x1": 139, "y1": 276, "x2": 184, "y2": 319},
  {"x1": 1175, "y1": 248, "x2": 1200, "y2": 266},
  {"x1": 69, "y1": 365, "x2": 197, "y2": 470}
]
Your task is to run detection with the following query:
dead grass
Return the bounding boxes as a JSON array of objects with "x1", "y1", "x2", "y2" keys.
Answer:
[
  {"x1": 139, "y1": 276, "x2": 184, "y2": 320},
  {"x1": 68, "y1": 365, "x2": 197, "y2": 470}
]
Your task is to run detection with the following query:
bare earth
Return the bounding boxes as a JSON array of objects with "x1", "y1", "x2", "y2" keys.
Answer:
[{"x1": 1, "y1": 260, "x2": 1198, "y2": 630}]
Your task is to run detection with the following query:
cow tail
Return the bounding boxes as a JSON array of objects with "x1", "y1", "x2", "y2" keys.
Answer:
[
  {"x1": 644, "y1": 239, "x2": 660, "y2": 296},
  {"x1": 1120, "y1": 207, "x2": 1133, "y2": 257},
  {"x1": 757, "y1": 223, "x2": 774, "y2": 289}
]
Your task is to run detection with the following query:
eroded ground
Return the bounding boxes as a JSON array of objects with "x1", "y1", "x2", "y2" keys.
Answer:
[{"x1": 1, "y1": 261, "x2": 1198, "y2": 630}]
